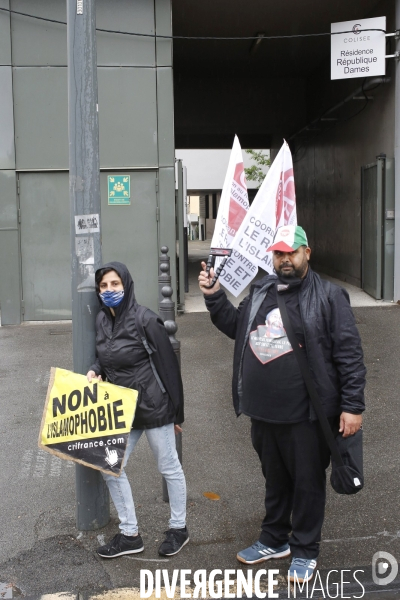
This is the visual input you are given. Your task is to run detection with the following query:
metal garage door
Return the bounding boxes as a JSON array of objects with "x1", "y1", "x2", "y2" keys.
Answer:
[
  {"x1": 361, "y1": 156, "x2": 395, "y2": 301},
  {"x1": 19, "y1": 172, "x2": 71, "y2": 320},
  {"x1": 361, "y1": 162, "x2": 381, "y2": 299},
  {"x1": 19, "y1": 170, "x2": 159, "y2": 320}
]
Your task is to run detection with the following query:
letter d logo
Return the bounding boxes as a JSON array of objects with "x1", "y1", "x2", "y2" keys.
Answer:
[{"x1": 372, "y1": 551, "x2": 398, "y2": 586}]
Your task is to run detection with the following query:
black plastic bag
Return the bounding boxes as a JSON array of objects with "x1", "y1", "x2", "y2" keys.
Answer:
[{"x1": 330, "y1": 429, "x2": 363, "y2": 494}]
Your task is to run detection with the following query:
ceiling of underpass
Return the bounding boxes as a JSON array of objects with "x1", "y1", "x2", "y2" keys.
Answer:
[{"x1": 172, "y1": 0, "x2": 388, "y2": 148}]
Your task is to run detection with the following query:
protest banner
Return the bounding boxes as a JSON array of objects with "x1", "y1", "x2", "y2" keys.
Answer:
[
  {"x1": 231, "y1": 141, "x2": 297, "y2": 275},
  {"x1": 218, "y1": 249, "x2": 259, "y2": 295},
  {"x1": 211, "y1": 135, "x2": 249, "y2": 251},
  {"x1": 209, "y1": 135, "x2": 258, "y2": 296},
  {"x1": 38, "y1": 367, "x2": 138, "y2": 477}
]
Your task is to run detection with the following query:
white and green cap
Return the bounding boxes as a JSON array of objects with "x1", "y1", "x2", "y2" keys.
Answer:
[{"x1": 267, "y1": 225, "x2": 308, "y2": 253}]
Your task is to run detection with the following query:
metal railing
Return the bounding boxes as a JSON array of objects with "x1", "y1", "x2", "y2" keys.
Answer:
[{"x1": 158, "y1": 245, "x2": 183, "y2": 502}]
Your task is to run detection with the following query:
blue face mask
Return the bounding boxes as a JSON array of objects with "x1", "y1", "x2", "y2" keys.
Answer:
[{"x1": 99, "y1": 290, "x2": 124, "y2": 308}]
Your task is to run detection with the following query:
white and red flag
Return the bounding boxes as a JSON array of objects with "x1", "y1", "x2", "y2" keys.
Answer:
[
  {"x1": 210, "y1": 136, "x2": 258, "y2": 296},
  {"x1": 210, "y1": 135, "x2": 249, "y2": 251},
  {"x1": 230, "y1": 141, "x2": 297, "y2": 277}
]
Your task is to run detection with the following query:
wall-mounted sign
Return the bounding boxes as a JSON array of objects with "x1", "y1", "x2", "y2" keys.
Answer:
[
  {"x1": 331, "y1": 17, "x2": 386, "y2": 80},
  {"x1": 108, "y1": 175, "x2": 131, "y2": 205}
]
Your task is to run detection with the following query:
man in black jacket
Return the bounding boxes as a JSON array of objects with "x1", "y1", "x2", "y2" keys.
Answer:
[{"x1": 199, "y1": 225, "x2": 365, "y2": 583}]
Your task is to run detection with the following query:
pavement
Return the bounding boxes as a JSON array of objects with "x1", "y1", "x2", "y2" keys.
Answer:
[{"x1": 1, "y1": 242, "x2": 400, "y2": 599}]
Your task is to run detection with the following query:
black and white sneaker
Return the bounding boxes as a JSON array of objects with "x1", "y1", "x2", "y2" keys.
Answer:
[
  {"x1": 97, "y1": 533, "x2": 144, "y2": 558},
  {"x1": 158, "y1": 527, "x2": 189, "y2": 556}
]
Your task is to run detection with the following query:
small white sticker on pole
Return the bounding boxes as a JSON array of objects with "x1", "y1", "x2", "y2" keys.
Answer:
[
  {"x1": 77, "y1": 0, "x2": 83, "y2": 15},
  {"x1": 331, "y1": 16, "x2": 386, "y2": 80},
  {"x1": 75, "y1": 214, "x2": 100, "y2": 234},
  {"x1": 75, "y1": 236, "x2": 94, "y2": 264}
]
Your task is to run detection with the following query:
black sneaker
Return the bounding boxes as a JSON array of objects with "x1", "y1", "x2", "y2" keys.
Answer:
[
  {"x1": 158, "y1": 527, "x2": 189, "y2": 556},
  {"x1": 97, "y1": 533, "x2": 144, "y2": 558}
]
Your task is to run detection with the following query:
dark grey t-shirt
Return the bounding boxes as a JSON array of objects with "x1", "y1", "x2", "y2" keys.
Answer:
[{"x1": 242, "y1": 281, "x2": 310, "y2": 424}]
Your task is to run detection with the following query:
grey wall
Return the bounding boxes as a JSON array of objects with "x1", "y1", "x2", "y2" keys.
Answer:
[
  {"x1": 0, "y1": 0, "x2": 21, "y2": 325},
  {"x1": 0, "y1": 0, "x2": 176, "y2": 324},
  {"x1": 292, "y1": 1, "x2": 395, "y2": 287}
]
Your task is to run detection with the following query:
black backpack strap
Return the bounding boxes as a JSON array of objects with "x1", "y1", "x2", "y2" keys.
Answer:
[
  {"x1": 276, "y1": 289, "x2": 344, "y2": 467},
  {"x1": 135, "y1": 305, "x2": 166, "y2": 394}
]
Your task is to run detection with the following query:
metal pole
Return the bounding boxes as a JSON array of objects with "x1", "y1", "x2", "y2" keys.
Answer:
[
  {"x1": 158, "y1": 246, "x2": 182, "y2": 502},
  {"x1": 176, "y1": 160, "x2": 185, "y2": 312},
  {"x1": 394, "y1": 3, "x2": 400, "y2": 302},
  {"x1": 183, "y1": 166, "x2": 189, "y2": 293},
  {"x1": 67, "y1": 0, "x2": 109, "y2": 530}
]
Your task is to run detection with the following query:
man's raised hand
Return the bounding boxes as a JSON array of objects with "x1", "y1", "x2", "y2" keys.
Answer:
[{"x1": 198, "y1": 261, "x2": 221, "y2": 295}]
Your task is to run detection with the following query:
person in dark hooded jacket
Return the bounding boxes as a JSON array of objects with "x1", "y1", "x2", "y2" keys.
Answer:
[{"x1": 86, "y1": 262, "x2": 188, "y2": 558}]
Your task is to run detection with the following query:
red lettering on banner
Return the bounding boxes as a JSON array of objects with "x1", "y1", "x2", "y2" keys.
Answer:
[
  {"x1": 275, "y1": 168, "x2": 296, "y2": 226},
  {"x1": 228, "y1": 163, "x2": 248, "y2": 236}
]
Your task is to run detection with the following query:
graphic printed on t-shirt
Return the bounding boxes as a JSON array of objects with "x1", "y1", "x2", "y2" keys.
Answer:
[{"x1": 249, "y1": 307, "x2": 293, "y2": 364}]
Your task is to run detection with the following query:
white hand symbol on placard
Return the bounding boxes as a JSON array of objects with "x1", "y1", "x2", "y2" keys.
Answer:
[{"x1": 105, "y1": 447, "x2": 118, "y2": 467}]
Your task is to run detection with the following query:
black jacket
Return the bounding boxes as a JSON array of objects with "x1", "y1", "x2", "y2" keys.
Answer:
[
  {"x1": 89, "y1": 262, "x2": 184, "y2": 429},
  {"x1": 205, "y1": 268, "x2": 366, "y2": 420}
]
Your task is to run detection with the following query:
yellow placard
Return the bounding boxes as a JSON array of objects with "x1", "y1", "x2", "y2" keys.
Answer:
[{"x1": 38, "y1": 368, "x2": 138, "y2": 476}]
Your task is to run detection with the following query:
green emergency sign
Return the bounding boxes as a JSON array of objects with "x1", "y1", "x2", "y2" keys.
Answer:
[{"x1": 108, "y1": 175, "x2": 131, "y2": 205}]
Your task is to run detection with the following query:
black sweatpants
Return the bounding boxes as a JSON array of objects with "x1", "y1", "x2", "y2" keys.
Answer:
[{"x1": 251, "y1": 418, "x2": 337, "y2": 559}]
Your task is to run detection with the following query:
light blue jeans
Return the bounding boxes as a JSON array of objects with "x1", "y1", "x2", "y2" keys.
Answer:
[{"x1": 102, "y1": 423, "x2": 186, "y2": 536}]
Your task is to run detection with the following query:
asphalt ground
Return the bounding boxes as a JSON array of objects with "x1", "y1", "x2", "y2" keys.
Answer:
[{"x1": 1, "y1": 284, "x2": 400, "y2": 598}]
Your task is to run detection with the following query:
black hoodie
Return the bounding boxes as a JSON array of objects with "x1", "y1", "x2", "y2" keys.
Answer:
[{"x1": 89, "y1": 262, "x2": 184, "y2": 429}]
